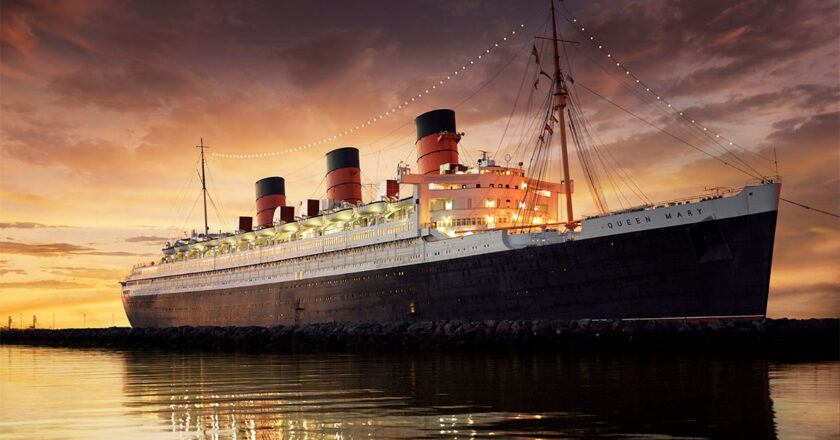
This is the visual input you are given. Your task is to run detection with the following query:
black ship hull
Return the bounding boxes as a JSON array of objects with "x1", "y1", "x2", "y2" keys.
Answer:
[{"x1": 123, "y1": 211, "x2": 777, "y2": 327}]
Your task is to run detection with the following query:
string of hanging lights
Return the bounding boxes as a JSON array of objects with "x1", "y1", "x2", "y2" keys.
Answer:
[
  {"x1": 561, "y1": 6, "x2": 840, "y2": 219},
  {"x1": 212, "y1": 24, "x2": 527, "y2": 160},
  {"x1": 558, "y1": 8, "x2": 774, "y2": 164}
]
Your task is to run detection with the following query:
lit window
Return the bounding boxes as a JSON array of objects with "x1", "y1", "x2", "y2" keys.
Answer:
[
  {"x1": 485, "y1": 199, "x2": 495, "y2": 208},
  {"x1": 445, "y1": 200, "x2": 453, "y2": 210}
]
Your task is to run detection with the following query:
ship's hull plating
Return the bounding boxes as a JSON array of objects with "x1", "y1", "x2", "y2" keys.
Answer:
[{"x1": 123, "y1": 210, "x2": 777, "y2": 327}]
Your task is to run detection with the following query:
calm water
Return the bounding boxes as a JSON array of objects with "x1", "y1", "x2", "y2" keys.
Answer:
[{"x1": 0, "y1": 346, "x2": 837, "y2": 439}]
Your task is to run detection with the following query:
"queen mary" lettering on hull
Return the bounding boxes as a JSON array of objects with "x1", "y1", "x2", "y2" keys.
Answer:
[{"x1": 606, "y1": 208, "x2": 703, "y2": 229}]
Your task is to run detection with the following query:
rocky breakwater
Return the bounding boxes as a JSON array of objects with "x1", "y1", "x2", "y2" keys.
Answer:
[{"x1": 1, "y1": 318, "x2": 837, "y2": 355}]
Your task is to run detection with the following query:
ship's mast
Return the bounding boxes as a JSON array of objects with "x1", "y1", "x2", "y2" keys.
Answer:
[
  {"x1": 196, "y1": 138, "x2": 210, "y2": 235},
  {"x1": 550, "y1": 0, "x2": 575, "y2": 225}
]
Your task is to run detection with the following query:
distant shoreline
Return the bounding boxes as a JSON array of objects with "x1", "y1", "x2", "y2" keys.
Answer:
[{"x1": 1, "y1": 318, "x2": 837, "y2": 356}]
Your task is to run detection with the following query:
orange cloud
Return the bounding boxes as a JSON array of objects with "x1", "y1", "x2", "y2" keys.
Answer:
[
  {"x1": 0, "y1": 241, "x2": 150, "y2": 258},
  {"x1": 0, "y1": 268, "x2": 27, "y2": 276},
  {"x1": 124, "y1": 235, "x2": 168, "y2": 243},
  {"x1": 0, "y1": 241, "x2": 94, "y2": 257},
  {"x1": 707, "y1": 25, "x2": 752, "y2": 48},
  {"x1": 46, "y1": 266, "x2": 127, "y2": 280},
  {"x1": 0, "y1": 7, "x2": 39, "y2": 55},
  {"x1": 0, "y1": 279, "x2": 95, "y2": 290}
]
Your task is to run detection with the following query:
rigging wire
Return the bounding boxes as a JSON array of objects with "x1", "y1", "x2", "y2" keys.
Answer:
[
  {"x1": 493, "y1": 14, "x2": 552, "y2": 162},
  {"x1": 204, "y1": 158, "x2": 232, "y2": 231},
  {"x1": 573, "y1": 81, "x2": 763, "y2": 179},
  {"x1": 570, "y1": 94, "x2": 652, "y2": 206},
  {"x1": 514, "y1": 75, "x2": 558, "y2": 227},
  {"x1": 205, "y1": 192, "x2": 226, "y2": 233},
  {"x1": 491, "y1": 44, "x2": 534, "y2": 161},
  {"x1": 308, "y1": 174, "x2": 328, "y2": 201},
  {"x1": 452, "y1": 37, "x2": 532, "y2": 110},
  {"x1": 553, "y1": 1, "x2": 787, "y2": 194},
  {"x1": 780, "y1": 198, "x2": 840, "y2": 219},
  {"x1": 164, "y1": 156, "x2": 201, "y2": 240},
  {"x1": 505, "y1": 30, "x2": 548, "y2": 162},
  {"x1": 454, "y1": 47, "x2": 552, "y2": 225},
  {"x1": 175, "y1": 189, "x2": 204, "y2": 238},
  {"x1": 555, "y1": 4, "x2": 839, "y2": 219},
  {"x1": 566, "y1": 43, "x2": 774, "y2": 180},
  {"x1": 556, "y1": 1, "x2": 776, "y2": 168},
  {"x1": 565, "y1": 72, "x2": 652, "y2": 208},
  {"x1": 566, "y1": 103, "x2": 613, "y2": 212},
  {"x1": 554, "y1": 16, "x2": 613, "y2": 212}
]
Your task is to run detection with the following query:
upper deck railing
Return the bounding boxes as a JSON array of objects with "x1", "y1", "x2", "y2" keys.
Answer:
[
  {"x1": 581, "y1": 178, "x2": 779, "y2": 220},
  {"x1": 128, "y1": 213, "x2": 420, "y2": 280}
]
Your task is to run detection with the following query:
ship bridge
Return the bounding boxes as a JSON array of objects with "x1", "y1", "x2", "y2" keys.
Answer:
[{"x1": 399, "y1": 162, "x2": 571, "y2": 237}]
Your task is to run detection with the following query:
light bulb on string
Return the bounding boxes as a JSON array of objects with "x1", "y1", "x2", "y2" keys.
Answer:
[
  {"x1": 566, "y1": 11, "x2": 750, "y2": 154},
  {"x1": 212, "y1": 22, "x2": 526, "y2": 159}
]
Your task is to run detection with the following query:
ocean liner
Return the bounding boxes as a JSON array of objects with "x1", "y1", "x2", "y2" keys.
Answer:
[{"x1": 121, "y1": 3, "x2": 780, "y2": 327}]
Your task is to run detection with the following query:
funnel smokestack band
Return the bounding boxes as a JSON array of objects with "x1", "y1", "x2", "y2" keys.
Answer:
[
  {"x1": 325, "y1": 147, "x2": 360, "y2": 173},
  {"x1": 415, "y1": 109, "x2": 456, "y2": 141},
  {"x1": 255, "y1": 177, "x2": 286, "y2": 227},
  {"x1": 415, "y1": 109, "x2": 459, "y2": 174},
  {"x1": 255, "y1": 177, "x2": 285, "y2": 199},
  {"x1": 325, "y1": 147, "x2": 362, "y2": 205}
]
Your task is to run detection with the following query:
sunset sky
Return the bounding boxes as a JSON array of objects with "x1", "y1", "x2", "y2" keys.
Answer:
[{"x1": 1, "y1": 0, "x2": 837, "y2": 328}]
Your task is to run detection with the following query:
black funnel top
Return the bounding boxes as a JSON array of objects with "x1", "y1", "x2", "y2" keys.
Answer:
[
  {"x1": 255, "y1": 176, "x2": 285, "y2": 199},
  {"x1": 326, "y1": 147, "x2": 360, "y2": 173},
  {"x1": 415, "y1": 109, "x2": 456, "y2": 141}
]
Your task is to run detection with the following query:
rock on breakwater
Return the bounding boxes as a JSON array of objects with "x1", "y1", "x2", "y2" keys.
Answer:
[{"x1": 1, "y1": 318, "x2": 837, "y2": 355}]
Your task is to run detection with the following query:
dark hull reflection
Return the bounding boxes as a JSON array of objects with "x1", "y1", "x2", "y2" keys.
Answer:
[{"x1": 122, "y1": 351, "x2": 776, "y2": 439}]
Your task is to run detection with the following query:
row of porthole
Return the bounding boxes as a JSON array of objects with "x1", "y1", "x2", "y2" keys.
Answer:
[
  {"x1": 304, "y1": 287, "x2": 411, "y2": 304},
  {"x1": 139, "y1": 237, "x2": 497, "y2": 293},
  {"x1": 141, "y1": 238, "x2": 420, "y2": 287}
]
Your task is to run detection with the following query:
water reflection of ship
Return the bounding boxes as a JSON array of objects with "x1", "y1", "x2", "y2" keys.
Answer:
[{"x1": 121, "y1": 351, "x2": 776, "y2": 439}]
